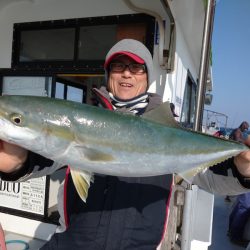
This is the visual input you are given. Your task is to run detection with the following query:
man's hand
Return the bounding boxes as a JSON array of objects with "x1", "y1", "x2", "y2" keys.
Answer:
[
  {"x1": 234, "y1": 150, "x2": 250, "y2": 178},
  {"x1": 0, "y1": 140, "x2": 28, "y2": 173}
]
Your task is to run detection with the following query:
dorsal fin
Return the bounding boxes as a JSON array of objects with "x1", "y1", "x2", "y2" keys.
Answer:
[{"x1": 143, "y1": 102, "x2": 180, "y2": 128}]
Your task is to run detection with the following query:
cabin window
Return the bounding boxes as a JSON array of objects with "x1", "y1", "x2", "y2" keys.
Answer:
[
  {"x1": 180, "y1": 73, "x2": 197, "y2": 128},
  {"x1": 1, "y1": 74, "x2": 103, "y2": 106},
  {"x1": 54, "y1": 74, "x2": 104, "y2": 105},
  {"x1": 20, "y1": 28, "x2": 75, "y2": 62},
  {"x1": 55, "y1": 76, "x2": 87, "y2": 103},
  {"x1": 78, "y1": 25, "x2": 116, "y2": 61},
  {"x1": 12, "y1": 14, "x2": 155, "y2": 72},
  {"x1": 55, "y1": 82, "x2": 86, "y2": 101}
]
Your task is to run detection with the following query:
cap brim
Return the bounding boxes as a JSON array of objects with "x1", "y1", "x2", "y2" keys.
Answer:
[{"x1": 104, "y1": 51, "x2": 145, "y2": 69}]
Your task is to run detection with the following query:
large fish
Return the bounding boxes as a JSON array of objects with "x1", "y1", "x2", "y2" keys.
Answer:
[{"x1": 0, "y1": 95, "x2": 248, "y2": 201}]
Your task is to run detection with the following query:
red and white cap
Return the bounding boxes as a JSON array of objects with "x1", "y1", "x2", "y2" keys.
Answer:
[
  {"x1": 104, "y1": 39, "x2": 154, "y2": 86},
  {"x1": 104, "y1": 51, "x2": 145, "y2": 69}
]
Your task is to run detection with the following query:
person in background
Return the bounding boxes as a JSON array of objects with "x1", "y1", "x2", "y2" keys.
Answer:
[
  {"x1": 228, "y1": 192, "x2": 250, "y2": 247},
  {"x1": 213, "y1": 129, "x2": 226, "y2": 138},
  {"x1": 227, "y1": 121, "x2": 250, "y2": 246},
  {"x1": 225, "y1": 121, "x2": 250, "y2": 201},
  {"x1": 229, "y1": 121, "x2": 249, "y2": 144},
  {"x1": 1, "y1": 39, "x2": 250, "y2": 250}
]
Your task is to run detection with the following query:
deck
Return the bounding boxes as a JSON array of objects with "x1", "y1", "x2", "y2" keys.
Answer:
[{"x1": 209, "y1": 195, "x2": 248, "y2": 250}]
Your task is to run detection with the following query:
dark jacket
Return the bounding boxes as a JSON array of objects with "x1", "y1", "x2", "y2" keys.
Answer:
[{"x1": 40, "y1": 88, "x2": 171, "y2": 250}]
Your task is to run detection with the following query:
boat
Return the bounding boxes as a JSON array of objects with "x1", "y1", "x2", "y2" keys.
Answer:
[{"x1": 0, "y1": 0, "x2": 248, "y2": 249}]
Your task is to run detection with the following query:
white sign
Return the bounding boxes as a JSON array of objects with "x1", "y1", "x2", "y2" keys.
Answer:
[
  {"x1": 2, "y1": 76, "x2": 50, "y2": 96},
  {"x1": 0, "y1": 177, "x2": 47, "y2": 215},
  {"x1": 0, "y1": 76, "x2": 50, "y2": 217}
]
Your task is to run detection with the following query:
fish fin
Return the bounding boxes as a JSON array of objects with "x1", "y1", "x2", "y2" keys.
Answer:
[
  {"x1": 177, "y1": 168, "x2": 202, "y2": 184},
  {"x1": 76, "y1": 146, "x2": 115, "y2": 162},
  {"x1": 70, "y1": 169, "x2": 94, "y2": 202},
  {"x1": 177, "y1": 155, "x2": 236, "y2": 183},
  {"x1": 143, "y1": 102, "x2": 180, "y2": 128}
]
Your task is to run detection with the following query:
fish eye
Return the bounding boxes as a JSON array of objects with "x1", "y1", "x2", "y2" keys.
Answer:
[{"x1": 10, "y1": 113, "x2": 23, "y2": 126}]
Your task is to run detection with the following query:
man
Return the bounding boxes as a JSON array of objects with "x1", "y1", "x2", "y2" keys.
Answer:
[
  {"x1": 1, "y1": 39, "x2": 250, "y2": 249},
  {"x1": 229, "y1": 121, "x2": 249, "y2": 144},
  {"x1": 227, "y1": 120, "x2": 250, "y2": 246}
]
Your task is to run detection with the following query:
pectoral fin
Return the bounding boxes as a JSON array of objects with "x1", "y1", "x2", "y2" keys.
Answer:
[{"x1": 70, "y1": 169, "x2": 94, "y2": 202}]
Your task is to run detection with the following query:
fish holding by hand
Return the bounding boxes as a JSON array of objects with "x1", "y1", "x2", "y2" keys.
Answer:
[{"x1": 0, "y1": 95, "x2": 247, "y2": 202}]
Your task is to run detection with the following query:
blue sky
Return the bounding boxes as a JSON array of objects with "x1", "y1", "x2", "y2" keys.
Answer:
[{"x1": 205, "y1": 0, "x2": 250, "y2": 128}]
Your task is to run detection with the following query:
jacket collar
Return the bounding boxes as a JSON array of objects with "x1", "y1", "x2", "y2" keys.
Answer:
[{"x1": 92, "y1": 86, "x2": 162, "y2": 113}]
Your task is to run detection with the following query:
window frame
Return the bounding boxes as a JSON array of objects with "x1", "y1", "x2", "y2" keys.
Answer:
[
  {"x1": 180, "y1": 71, "x2": 197, "y2": 128},
  {"x1": 11, "y1": 13, "x2": 155, "y2": 73}
]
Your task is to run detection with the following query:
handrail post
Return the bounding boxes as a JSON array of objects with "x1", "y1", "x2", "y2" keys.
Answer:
[{"x1": 194, "y1": 0, "x2": 216, "y2": 132}]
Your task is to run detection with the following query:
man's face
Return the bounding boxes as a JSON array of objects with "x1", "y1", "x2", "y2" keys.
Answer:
[
  {"x1": 244, "y1": 125, "x2": 249, "y2": 131},
  {"x1": 242, "y1": 123, "x2": 249, "y2": 131},
  {"x1": 107, "y1": 55, "x2": 148, "y2": 100}
]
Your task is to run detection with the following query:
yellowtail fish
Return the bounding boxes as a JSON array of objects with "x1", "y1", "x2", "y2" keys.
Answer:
[{"x1": 0, "y1": 96, "x2": 247, "y2": 201}]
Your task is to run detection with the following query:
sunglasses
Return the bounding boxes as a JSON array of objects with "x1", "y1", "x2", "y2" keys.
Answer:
[{"x1": 109, "y1": 62, "x2": 146, "y2": 74}]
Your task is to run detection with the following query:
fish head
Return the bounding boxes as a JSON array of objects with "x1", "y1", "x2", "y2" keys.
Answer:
[
  {"x1": 0, "y1": 95, "x2": 45, "y2": 148},
  {"x1": 0, "y1": 95, "x2": 76, "y2": 158}
]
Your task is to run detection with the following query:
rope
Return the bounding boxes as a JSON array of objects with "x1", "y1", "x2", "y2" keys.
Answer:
[{"x1": 6, "y1": 239, "x2": 29, "y2": 249}]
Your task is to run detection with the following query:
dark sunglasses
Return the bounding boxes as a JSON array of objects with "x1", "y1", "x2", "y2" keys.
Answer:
[{"x1": 109, "y1": 62, "x2": 146, "y2": 74}]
